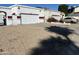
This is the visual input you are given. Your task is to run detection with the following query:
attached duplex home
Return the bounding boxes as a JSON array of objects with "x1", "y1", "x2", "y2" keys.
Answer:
[{"x1": 0, "y1": 4, "x2": 64, "y2": 25}]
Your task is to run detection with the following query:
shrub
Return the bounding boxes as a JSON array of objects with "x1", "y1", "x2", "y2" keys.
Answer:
[
  {"x1": 47, "y1": 17, "x2": 58, "y2": 23},
  {"x1": 59, "y1": 19, "x2": 64, "y2": 23}
]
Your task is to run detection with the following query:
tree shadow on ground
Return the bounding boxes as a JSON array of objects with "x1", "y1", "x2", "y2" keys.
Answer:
[
  {"x1": 30, "y1": 26, "x2": 79, "y2": 55},
  {"x1": 45, "y1": 26, "x2": 74, "y2": 40}
]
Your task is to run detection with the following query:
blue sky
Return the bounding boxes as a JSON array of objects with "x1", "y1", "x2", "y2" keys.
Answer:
[{"x1": 0, "y1": 4, "x2": 79, "y2": 11}]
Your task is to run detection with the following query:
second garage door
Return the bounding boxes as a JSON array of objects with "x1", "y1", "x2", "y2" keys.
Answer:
[{"x1": 21, "y1": 14, "x2": 39, "y2": 24}]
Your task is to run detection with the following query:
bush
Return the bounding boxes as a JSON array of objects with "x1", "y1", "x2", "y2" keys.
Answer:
[
  {"x1": 59, "y1": 19, "x2": 64, "y2": 23},
  {"x1": 47, "y1": 17, "x2": 58, "y2": 23}
]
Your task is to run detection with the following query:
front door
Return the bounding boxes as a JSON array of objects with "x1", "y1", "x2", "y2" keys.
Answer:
[{"x1": 0, "y1": 13, "x2": 5, "y2": 25}]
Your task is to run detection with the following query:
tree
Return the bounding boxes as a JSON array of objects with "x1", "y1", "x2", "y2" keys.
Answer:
[
  {"x1": 58, "y1": 4, "x2": 69, "y2": 16},
  {"x1": 68, "y1": 6, "x2": 75, "y2": 13}
]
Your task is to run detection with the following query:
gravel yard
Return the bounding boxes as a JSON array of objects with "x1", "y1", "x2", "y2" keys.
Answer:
[{"x1": 0, "y1": 23, "x2": 79, "y2": 55}]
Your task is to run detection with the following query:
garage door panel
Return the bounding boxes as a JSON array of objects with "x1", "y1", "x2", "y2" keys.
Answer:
[{"x1": 21, "y1": 14, "x2": 39, "y2": 24}]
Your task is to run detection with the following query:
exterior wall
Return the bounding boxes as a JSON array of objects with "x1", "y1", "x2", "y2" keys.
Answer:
[
  {"x1": 20, "y1": 7, "x2": 39, "y2": 14},
  {"x1": 38, "y1": 9, "x2": 45, "y2": 22},
  {"x1": 74, "y1": 7, "x2": 79, "y2": 12},
  {"x1": 51, "y1": 11, "x2": 65, "y2": 21},
  {"x1": 44, "y1": 10, "x2": 51, "y2": 20},
  {"x1": 37, "y1": 9, "x2": 64, "y2": 22},
  {"x1": 11, "y1": 6, "x2": 40, "y2": 15},
  {"x1": 11, "y1": 6, "x2": 19, "y2": 15},
  {"x1": 0, "y1": 7, "x2": 21, "y2": 25},
  {"x1": 0, "y1": 8, "x2": 11, "y2": 16},
  {"x1": 42, "y1": 9, "x2": 65, "y2": 22},
  {"x1": 0, "y1": 8, "x2": 12, "y2": 25}
]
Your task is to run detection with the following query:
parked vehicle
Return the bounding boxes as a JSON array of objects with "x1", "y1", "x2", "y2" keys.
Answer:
[{"x1": 60, "y1": 17, "x2": 78, "y2": 23}]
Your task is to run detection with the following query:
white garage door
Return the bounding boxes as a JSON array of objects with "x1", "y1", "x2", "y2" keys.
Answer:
[{"x1": 21, "y1": 14, "x2": 39, "y2": 24}]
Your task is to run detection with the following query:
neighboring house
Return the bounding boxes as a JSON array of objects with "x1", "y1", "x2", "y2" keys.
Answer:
[
  {"x1": 68, "y1": 6, "x2": 79, "y2": 20},
  {"x1": 51, "y1": 11, "x2": 65, "y2": 21},
  {"x1": 0, "y1": 4, "x2": 64, "y2": 25}
]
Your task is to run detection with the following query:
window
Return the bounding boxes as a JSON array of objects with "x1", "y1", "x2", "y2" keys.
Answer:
[
  {"x1": 8, "y1": 16, "x2": 12, "y2": 18},
  {"x1": 39, "y1": 17, "x2": 45, "y2": 19},
  {"x1": 17, "y1": 16, "x2": 21, "y2": 18}
]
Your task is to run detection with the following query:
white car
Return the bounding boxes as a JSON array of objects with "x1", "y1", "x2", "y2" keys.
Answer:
[{"x1": 63, "y1": 17, "x2": 78, "y2": 23}]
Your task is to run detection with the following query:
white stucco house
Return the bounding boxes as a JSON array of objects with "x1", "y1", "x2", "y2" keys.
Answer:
[{"x1": 0, "y1": 4, "x2": 64, "y2": 25}]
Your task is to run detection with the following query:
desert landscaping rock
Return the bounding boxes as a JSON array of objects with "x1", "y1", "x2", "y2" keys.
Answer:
[{"x1": 0, "y1": 23, "x2": 79, "y2": 54}]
